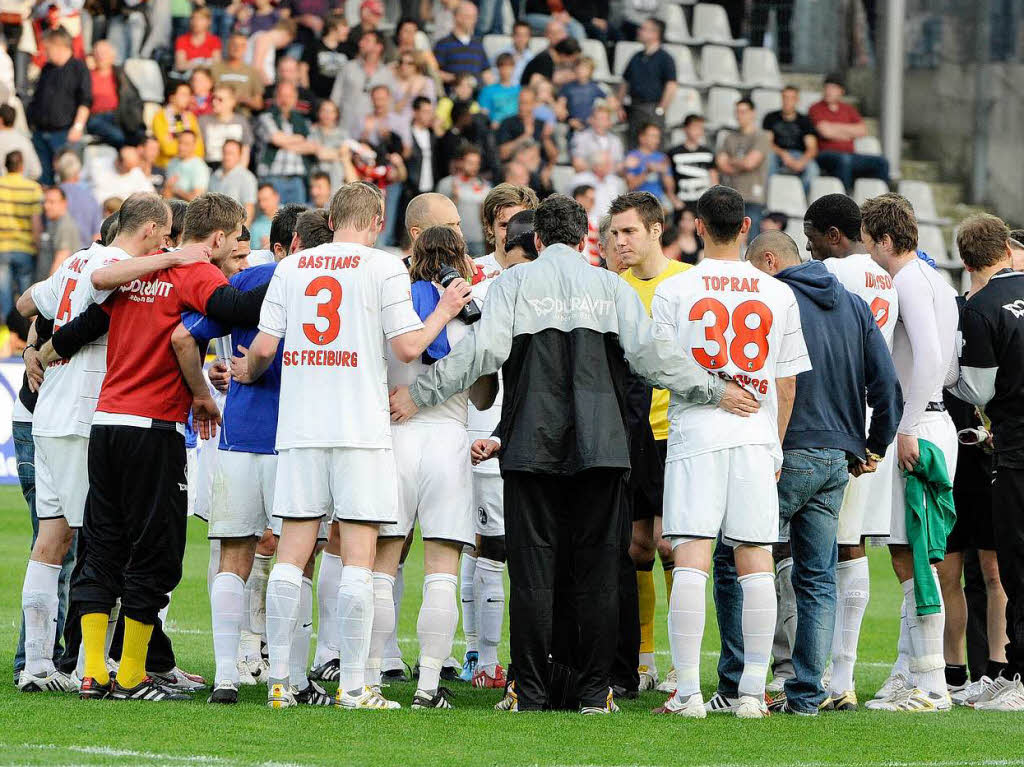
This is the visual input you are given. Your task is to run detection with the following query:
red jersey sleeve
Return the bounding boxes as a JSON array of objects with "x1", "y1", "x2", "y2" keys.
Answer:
[{"x1": 173, "y1": 261, "x2": 228, "y2": 312}]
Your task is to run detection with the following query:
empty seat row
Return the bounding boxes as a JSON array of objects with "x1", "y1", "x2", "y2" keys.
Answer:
[
  {"x1": 610, "y1": 42, "x2": 781, "y2": 90},
  {"x1": 663, "y1": 3, "x2": 748, "y2": 47}
]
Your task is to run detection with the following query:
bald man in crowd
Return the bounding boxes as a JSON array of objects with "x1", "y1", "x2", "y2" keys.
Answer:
[
  {"x1": 712, "y1": 231, "x2": 902, "y2": 714},
  {"x1": 405, "y1": 193, "x2": 464, "y2": 245}
]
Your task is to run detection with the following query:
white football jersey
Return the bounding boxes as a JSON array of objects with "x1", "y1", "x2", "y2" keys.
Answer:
[
  {"x1": 824, "y1": 253, "x2": 899, "y2": 350},
  {"x1": 259, "y1": 242, "x2": 423, "y2": 450},
  {"x1": 32, "y1": 244, "x2": 130, "y2": 438},
  {"x1": 467, "y1": 253, "x2": 503, "y2": 475},
  {"x1": 652, "y1": 258, "x2": 811, "y2": 463}
]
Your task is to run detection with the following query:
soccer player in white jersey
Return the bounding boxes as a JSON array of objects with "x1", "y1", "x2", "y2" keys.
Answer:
[
  {"x1": 459, "y1": 183, "x2": 538, "y2": 686},
  {"x1": 651, "y1": 186, "x2": 810, "y2": 719},
  {"x1": 858, "y1": 193, "x2": 960, "y2": 712},
  {"x1": 13, "y1": 194, "x2": 202, "y2": 692},
  {"x1": 236, "y1": 183, "x2": 473, "y2": 710},
  {"x1": 375, "y1": 226, "x2": 498, "y2": 709},
  {"x1": 804, "y1": 193, "x2": 900, "y2": 710}
]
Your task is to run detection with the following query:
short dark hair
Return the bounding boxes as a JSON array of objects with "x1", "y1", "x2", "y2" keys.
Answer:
[
  {"x1": 860, "y1": 193, "x2": 917, "y2": 254},
  {"x1": 0, "y1": 104, "x2": 14, "y2": 128},
  {"x1": 572, "y1": 184, "x2": 594, "y2": 200},
  {"x1": 181, "y1": 193, "x2": 246, "y2": 242},
  {"x1": 645, "y1": 17, "x2": 666, "y2": 41},
  {"x1": 294, "y1": 209, "x2": 334, "y2": 250},
  {"x1": 736, "y1": 97, "x2": 754, "y2": 110},
  {"x1": 512, "y1": 20, "x2": 531, "y2": 33},
  {"x1": 168, "y1": 199, "x2": 188, "y2": 243},
  {"x1": 270, "y1": 203, "x2": 307, "y2": 252},
  {"x1": 258, "y1": 182, "x2": 277, "y2": 194},
  {"x1": 805, "y1": 193, "x2": 861, "y2": 241},
  {"x1": 239, "y1": 224, "x2": 251, "y2": 242},
  {"x1": 310, "y1": 170, "x2": 331, "y2": 185},
  {"x1": 638, "y1": 121, "x2": 661, "y2": 136},
  {"x1": 1010, "y1": 229, "x2": 1024, "y2": 248},
  {"x1": 42, "y1": 27, "x2": 73, "y2": 47},
  {"x1": 44, "y1": 185, "x2": 66, "y2": 200},
  {"x1": 362, "y1": 29, "x2": 383, "y2": 47},
  {"x1": 696, "y1": 185, "x2": 745, "y2": 244},
  {"x1": 506, "y1": 209, "x2": 538, "y2": 259},
  {"x1": 412, "y1": 95, "x2": 432, "y2": 111},
  {"x1": 957, "y1": 213, "x2": 1011, "y2": 269},
  {"x1": 683, "y1": 113, "x2": 704, "y2": 127},
  {"x1": 763, "y1": 211, "x2": 789, "y2": 230},
  {"x1": 608, "y1": 191, "x2": 665, "y2": 233},
  {"x1": 782, "y1": 84, "x2": 799, "y2": 93},
  {"x1": 496, "y1": 52, "x2": 515, "y2": 67},
  {"x1": 824, "y1": 72, "x2": 846, "y2": 89},
  {"x1": 4, "y1": 149, "x2": 21, "y2": 172},
  {"x1": 222, "y1": 138, "x2": 243, "y2": 153},
  {"x1": 457, "y1": 143, "x2": 482, "y2": 159},
  {"x1": 534, "y1": 194, "x2": 588, "y2": 249},
  {"x1": 553, "y1": 38, "x2": 581, "y2": 57}
]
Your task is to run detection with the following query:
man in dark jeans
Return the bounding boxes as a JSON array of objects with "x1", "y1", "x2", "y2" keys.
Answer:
[
  {"x1": 713, "y1": 231, "x2": 902, "y2": 715},
  {"x1": 27, "y1": 28, "x2": 91, "y2": 186}
]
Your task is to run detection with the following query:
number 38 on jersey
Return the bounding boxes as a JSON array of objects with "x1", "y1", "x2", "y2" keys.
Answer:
[{"x1": 688, "y1": 297, "x2": 773, "y2": 373}]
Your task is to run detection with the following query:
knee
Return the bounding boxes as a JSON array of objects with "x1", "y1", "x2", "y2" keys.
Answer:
[
  {"x1": 655, "y1": 535, "x2": 674, "y2": 563},
  {"x1": 980, "y1": 556, "x2": 1005, "y2": 592}
]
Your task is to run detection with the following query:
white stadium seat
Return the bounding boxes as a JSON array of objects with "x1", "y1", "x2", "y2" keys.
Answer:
[
  {"x1": 665, "y1": 87, "x2": 703, "y2": 127},
  {"x1": 528, "y1": 36, "x2": 547, "y2": 54},
  {"x1": 662, "y1": 3, "x2": 694, "y2": 44},
  {"x1": 704, "y1": 86, "x2": 741, "y2": 130},
  {"x1": 551, "y1": 164, "x2": 576, "y2": 196},
  {"x1": 692, "y1": 3, "x2": 747, "y2": 45},
  {"x1": 482, "y1": 35, "x2": 511, "y2": 62},
  {"x1": 798, "y1": 89, "x2": 819, "y2": 114},
  {"x1": 741, "y1": 47, "x2": 782, "y2": 89},
  {"x1": 785, "y1": 219, "x2": 810, "y2": 259},
  {"x1": 581, "y1": 39, "x2": 613, "y2": 82},
  {"x1": 699, "y1": 45, "x2": 742, "y2": 87},
  {"x1": 917, "y1": 224, "x2": 954, "y2": 267},
  {"x1": 854, "y1": 135, "x2": 883, "y2": 155},
  {"x1": 898, "y1": 179, "x2": 943, "y2": 224},
  {"x1": 852, "y1": 177, "x2": 889, "y2": 205},
  {"x1": 124, "y1": 58, "x2": 165, "y2": 104},
  {"x1": 501, "y1": 0, "x2": 514, "y2": 34},
  {"x1": 665, "y1": 43, "x2": 702, "y2": 87},
  {"x1": 613, "y1": 41, "x2": 644, "y2": 78},
  {"x1": 808, "y1": 176, "x2": 846, "y2": 203},
  {"x1": 766, "y1": 175, "x2": 808, "y2": 218},
  {"x1": 750, "y1": 87, "x2": 782, "y2": 117}
]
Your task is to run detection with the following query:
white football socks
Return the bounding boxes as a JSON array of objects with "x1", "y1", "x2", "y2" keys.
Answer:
[
  {"x1": 381, "y1": 564, "x2": 404, "y2": 671},
  {"x1": 22, "y1": 560, "x2": 61, "y2": 675},
  {"x1": 892, "y1": 592, "x2": 913, "y2": 680},
  {"x1": 669, "y1": 567, "x2": 707, "y2": 700},
  {"x1": 905, "y1": 572, "x2": 946, "y2": 695},
  {"x1": 738, "y1": 571, "x2": 776, "y2": 699},
  {"x1": 313, "y1": 553, "x2": 342, "y2": 667},
  {"x1": 831, "y1": 557, "x2": 869, "y2": 695},
  {"x1": 366, "y1": 572, "x2": 395, "y2": 688},
  {"x1": 289, "y1": 577, "x2": 313, "y2": 689},
  {"x1": 474, "y1": 557, "x2": 505, "y2": 673},
  {"x1": 210, "y1": 571, "x2": 245, "y2": 686},
  {"x1": 417, "y1": 573, "x2": 458, "y2": 694},
  {"x1": 337, "y1": 565, "x2": 374, "y2": 695},
  {"x1": 460, "y1": 554, "x2": 478, "y2": 655},
  {"x1": 265, "y1": 563, "x2": 303, "y2": 682},
  {"x1": 246, "y1": 553, "x2": 273, "y2": 642}
]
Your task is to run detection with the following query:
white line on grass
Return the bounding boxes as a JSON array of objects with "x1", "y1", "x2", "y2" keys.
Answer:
[{"x1": 14, "y1": 744, "x2": 309, "y2": 767}]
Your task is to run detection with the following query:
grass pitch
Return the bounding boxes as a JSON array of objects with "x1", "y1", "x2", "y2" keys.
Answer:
[{"x1": 0, "y1": 485, "x2": 1018, "y2": 766}]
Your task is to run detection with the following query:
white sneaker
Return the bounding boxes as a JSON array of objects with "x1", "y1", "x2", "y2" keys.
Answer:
[
  {"x1": 17, "y1": 669, "x2": 75, "y2": 693},
  {"x1": 951, "y1": 675, "x2": 994, "y2": 706},
  {"x1": 237, "y1": 654, "x2": 269, "y2": 686},
  {"x1": 267, "y1": 680, "x2": 296, "y2": 709},
  {"x1": 766, "y1": 676, "x2": 786, "y2": 695},
  {"x1": 152, "y1": 667, "x2": 206, "y2": 692},
  {"x1": 335, "y1": 685, "x2": 401, "y2": 710},
  {"x1": 734, "y1": 695, "x2": 769, "y2": 719},
  {"x1": 975, "y1": 676, "x2": 1024, "y2": 711},
  {"x1": 637, "y1": 665, "x2": 659, "y2": 691},
  {"x1": 704, "y1": 691, "x2": 739, "y2": 714},
  {"x1": 971, "y1": 675, "x2": 1016, "y2": 707},
  {"x1": 652, "y1": 692, "x2": 706, "y2": 718},
  {"x1": 868, "y1": 686, "x2": 951, "y2": 713},
  {"x1": 873, "y1": 671, "x2": 911, "y2": 701},
  {"x1": 655, "y1": 667, "x2": 677, "y2": 693}
]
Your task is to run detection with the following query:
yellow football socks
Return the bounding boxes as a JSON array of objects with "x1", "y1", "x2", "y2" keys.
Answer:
[
  {"x1": 637, "y1": 561, "x2": 656, "y2": 654},
  {"x1": 663, "y1": 560, "x2": 674, "y2": 605},
  {"x1": 117, "y1": 617, "x2": 154, "y2": 689},
  {"x1": 81, "y1": 612, "x2": 111, "y2": 685}
]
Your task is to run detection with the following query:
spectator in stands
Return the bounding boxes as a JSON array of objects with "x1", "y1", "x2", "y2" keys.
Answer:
[
  {"x1": 558, "y1": 56, "x2": 606, "y2": 133},
  {"x1": 190, "y1": 68, "x2": 216, "y2": 117},
  {"x1": 303, "y1": 13, "x2": 351, "y2": 102},
  {"x1": 434, "y1": 2, "x2": 490, "y2": 89},
  {"x1": 504, "y1": 160, "x2": 531, "y2": 186},
  {"x1": 618, "y1": 18, "x2": 676, "y2": 146},
  {"x1": 0, "y1": 104, "x2": 40, "y2": 181},
  {"x1": 666, "y1": 205, "x2": 702, "y2": 264},
  {"x1": 431, "y1": 0, "x2": 460, "y2": 44},
  {"x1": 0, "y1": 150, "x2": 40, "y2": 316},
  {"x1": 349, "y1": 0, "x2": 396, "y2": 60},
  {"x1": 405, "y1": 96, "x2": 439, "y2": 200},
  {"x1": 210, "y1": 139, "x2": 259, "y2": 224},
  {"x1": 309, "y1": 170, "x2": 332, "y2": 210},
  {"x1": 152, "y1": 82, "x2": 205, "y2": 168},
  {"x1": 436, "y1": 144, "x2": 491, "y2": 254},
  {"x1": 139, "y1": 136, "x2": 167, "y2": 193},
  {"x1": 513, "y1": 138, "x2": 555, "y2": 199},
  {"x1": 248, "y1": 19, "x2": 300, "y2": 86},
  {"x1": 200, "y1": 86, "x2": 254, "y2": 169},
  {"x1": 437, "y1": 100, "x2": 474, "y2": 177},
  {"x1": 808, "y1": 74, "x2": 890, "y2": 190},
  {"x1": 571, "y1": 148, "x2": 626, "y2": 219},
  {"x1": 256, "y1": 80, "x2": 314, "y2": 204},
  {"x1": 573, "y1": 183, "x2": 602, "y2": 265},
  {"x1": 474, "y1": 0, "x2": 504, "y2": 38},
  {"x1": 37, "y1": 186, "x2": 79, "y2": 277},
  {"x1": 763, "y1": 85, "x2": 819, "y2": 193},
  {"x1": 1010, "y1": 229, "x2": 1024, "y2": 271},
  {"x1": 310, "y1": 99, "x2": 352, "y2": 190},
  {"x1": 625, "y1": 122, "x2": 673, "y2": 206},
  {"x1": 521, "y1": 0, "x2": 586, "y2": 40},
  {"x1": 498, "y1": 87, "x2": 558, "y2": 164},
  {"x1": 522, "y1": 31, "x2": 580, "y2": 88},
  {"x1": 750, "y1": 0, "x2": 794, "y2": 66},
  {"x1": 85, "y1": 40, "x2": 144, "y2": 149},
  {"x1": 55, "y1": 150, "x2": 100, "y2": 247},
  {"x1": 251, "y1": 182, "x2": 279, "y2": 248},
  {"x1": 27, "y1": 28, "x2": 91, "y2": 186},
  {"x1": 619, "y1": 0, "x2": 666, "y2": 40},
  {"x1": 392, "y1": 50, "x2": 438, "y2": 124},
  {"x1": 265, "y1": 56, "x2": 316, "y2": 117},
  {"x1": 566, "y1": 0, "x2": 617, "y2": 46},
  {"x1": 666, "y1": 114, "x2": 718, "y2": 209},
  {"x1": 333, "y1": 30, "x2": 398, "y2": 137},
  {"x1": 502, "y1": 21, "x2": 537, "y2": 85},
  {"x1": 716, "y1": 98, "x2": 772, "y2": 235},
  {"x1": 758, "y1": 210, "x2": 788, "y2": 231},
  {"x1": 211, "y1": 33, "x2": 266, "y2": 113},
  {"x1": 362, "y1": 84, "x2": 411, "y2": 154},
  {"x1": 570, "y1": 99, "x2": 624, "y2": 173},
  {"x1": 236, "y1": 0, "x2": 281, "y2": 35},
  {"x1": 436, "y1": 73, "x2": 480, "y2": 133},
  {"x1": 174, "y1": 8, "x2": 222, "y2": 73},
  {"x1": 531, "y1": 78, "x2": 562, "y2": 126},
  {"x1": 479, "y1": 53, "x2": 521, "y2": 128},
  {"x1": 164, "y1": 130, "x2": 210, "y2": 201}
]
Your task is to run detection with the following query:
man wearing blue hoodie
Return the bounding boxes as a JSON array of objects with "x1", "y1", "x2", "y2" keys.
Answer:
[{"x1": 712, "y1": 230, "x2": 902, "y2": 715}]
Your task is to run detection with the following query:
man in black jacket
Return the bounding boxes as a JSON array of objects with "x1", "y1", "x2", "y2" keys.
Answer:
[{"x1": 390, "y1": 194, "x2": 757, "y2": 713}]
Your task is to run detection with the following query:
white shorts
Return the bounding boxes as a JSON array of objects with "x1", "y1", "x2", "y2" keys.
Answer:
[
  {"x1": 473, "y1": 473, "x2": 504, "y2": 537},
  {"x1": 186, "y1": 446, "x2": 198, "y2": 517},
  {"x1": 208, "y1": 451, "x2": 277, "y2": 539},
  {"x1": 663, "y1": 444, "x2": 780, "y2": 546},
  {"x1": 274, "y1": 446, "x2": 399, "y2": 525},
  {"x1": 192, "y1": 439, "x2": 220, "y2": 523},
  {"x1": 381, "y1": 423, "x2": 475, "y2": 545},
  {"x1": 837, "y1": 442, "x2": 898, "y2": 545},
  {"x1": 889, "y1": 411, "x2": 958, "y2": 546},
  {"x1": 34, "y1": 435, "x2": 89, "y2": 528}
]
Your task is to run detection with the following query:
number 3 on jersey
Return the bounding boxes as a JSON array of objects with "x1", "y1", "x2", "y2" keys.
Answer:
[
  {"x1": 303, "y1": 276, "x2": 343, "y2": 345},
  {"x1": 688, "y1": 298, "x2": 773, "y2": 372}
]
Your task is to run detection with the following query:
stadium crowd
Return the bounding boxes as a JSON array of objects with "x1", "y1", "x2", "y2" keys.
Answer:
[{"x1": 4, "y1": 0, "x2": 1024, "y2": 719}]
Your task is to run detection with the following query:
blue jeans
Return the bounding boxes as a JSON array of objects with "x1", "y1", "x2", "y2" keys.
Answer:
[
  {"x1": 816, "y1": 151, "x2": 890, "y2": 192},
  {"x1": 768, "y1": 150, "x2": 820, "y2": 194},
  {"x1": 209, "y1": 5, "x2": 234, "y2": 43},
  {"x1": 476, "y1": 0, "x2": 505, "y2": 35},
  {"x1": 713, "y1": 447, "x2": 848, "y2": 712},
  {"x1": 31, "y1": 129, "x2": 72, "y2": 186},
  {"x1": 523, "y1": 13, "x2": 586, "y2": 41},
  {"x1": 0, "y1": 251, "x2": 35, "y2": 318},
  {"x1": 86, "y1": 113, "x2": 127, "y2": 148},
  {"x1": 265, "y1": 175, "x2": 308, "y2": 205},
  {"x1": 13, "y1": 422, "x2": 76, "y2": 676}
]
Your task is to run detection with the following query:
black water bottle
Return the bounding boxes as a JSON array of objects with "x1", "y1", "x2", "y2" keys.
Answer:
[{"x1": 436, "y1": 265, "x2": 482, "y2": 324}]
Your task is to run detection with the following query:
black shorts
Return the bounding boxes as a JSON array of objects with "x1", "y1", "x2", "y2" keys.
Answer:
[
  {"x1": 632, "y1": 439, "x2": 667, "y2": 521},
  {"x1": 947, "y1": 446, "x2": 996, "y2": 553}
]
